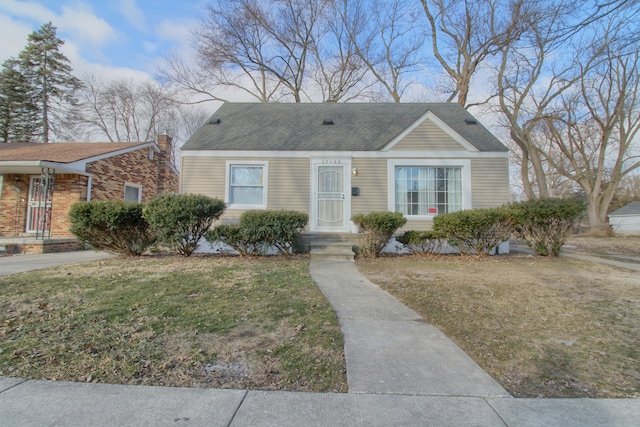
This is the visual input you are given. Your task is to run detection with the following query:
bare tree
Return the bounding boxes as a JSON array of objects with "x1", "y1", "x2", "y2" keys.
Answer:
[
  {"x1": 540, "y1": 43, "x2": 640, "y2": 227},
  {"x1": 78, "y1": 76, "x2": 178, "y2": 142},
  {"x1": 494, "y1": 1, "x2": 590, "y2": 199},
  {"x1": 419, "y1": 0, "x2": 538, "y2": 107},
  {"x1": 342, "y1": 0, "x2": 426, "y2": 102},
  {"x1": 183, "y1": 0, "x2": 327, "y2": 103},
  {"x1": 309, "y1": 0, "x2": 374, "y2": 102}
]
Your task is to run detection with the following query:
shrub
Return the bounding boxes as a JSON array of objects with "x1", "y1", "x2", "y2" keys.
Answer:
[
  {"x1": 509, "y1": 198, "x2": 586, "y2": 256},
  {"x1": 204, "y1": 224, "x2": 263, "y2": 256},
  {"x1": 396, "y1": 229, "x2": 446, "y2": 255},
  {"x1": 433, "y1": 207, "x2": 511, "y2": 256},
  {"x1": 352, "y1": 211, "x2": 407, "y2": 257},
  {"x1": 143, "y1": 194, "x2": 225, "y2": 256},
  {"x1": 69, "y1": 201, "x2": 156, "y2": 256},
  {"x1": 238, "y1": 210, "x2": 309, "y2": 256}
]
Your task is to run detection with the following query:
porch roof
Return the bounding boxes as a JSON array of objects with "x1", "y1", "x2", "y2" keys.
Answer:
[{"x1": 0, "y1": 142, "x2": 153, "y2": 175}]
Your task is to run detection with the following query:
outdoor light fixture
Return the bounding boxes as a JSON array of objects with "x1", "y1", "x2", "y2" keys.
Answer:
[{"x1": 352, "y1": 167, "x2": 358, "y2": 176}]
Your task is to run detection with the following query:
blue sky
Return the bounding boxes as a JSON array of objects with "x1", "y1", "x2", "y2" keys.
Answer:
[{"x1": 0, "y1": 0, "x2": 204, "y2": 81}]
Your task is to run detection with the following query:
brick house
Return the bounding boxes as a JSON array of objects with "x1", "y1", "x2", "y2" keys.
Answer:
[{"x1": 0, "y1": 135, "x2": 178, "y2": 253}]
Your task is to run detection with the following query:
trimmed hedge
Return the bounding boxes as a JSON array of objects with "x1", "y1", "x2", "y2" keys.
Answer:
[
  {"x1": 69, "y1": 201, "x2": 156, "y2": 256},
  {"x1": 143, "y1": 194, "x2": 225, "y2": 256},
  {"x1": 510, "y1": 198, "x2": 586, "y2": 256},
  {"x1": 433, "y1": 207, "x2": 511, "y2": 256},
  {"x1": 206, "y1": 210, "x2": 308, "y2": 257},
  {"x1": 396, "y1": 229, "x2": 446, "y2": 255},
  {"x1": 238, "y1": 210, "x2": 308, "y2": 256},
  {"x1": 352, "y1": 211, "x2": 407, "y2": 257},
  {"x1": 204, "y1": 224, "x2": 263, "y2": 256}
]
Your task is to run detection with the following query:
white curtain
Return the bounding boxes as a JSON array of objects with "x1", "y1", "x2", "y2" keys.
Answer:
[{"x1": 395, "y1": 166, "x2": 461, "y2": 215}]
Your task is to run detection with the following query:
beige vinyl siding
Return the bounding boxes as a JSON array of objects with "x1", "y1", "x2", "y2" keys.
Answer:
[
  {"x1": 351, "y1": 158, "x2": 388, "y2": 215},
  {"x1": 471, "y1": 158, "x2": 510, "y2": 208},
  {"x1": 391, "y1": 119, "x2": 466, "y2": 151},
  {"x1": 181, "y1": 156, "x2": 309, "y2": 223}
]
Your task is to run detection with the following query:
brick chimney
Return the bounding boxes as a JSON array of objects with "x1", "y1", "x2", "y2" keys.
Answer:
[
  {"x1": 156, "y1": 133, "x2": 178, "y2": 195},
  {"x1": 157, "y1": 133, "x2": 172, "y2": 156}
]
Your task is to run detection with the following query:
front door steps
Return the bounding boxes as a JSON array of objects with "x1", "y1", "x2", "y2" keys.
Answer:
[{"x1": 299, "y1": 233, "x2": 363, "y2": 261}]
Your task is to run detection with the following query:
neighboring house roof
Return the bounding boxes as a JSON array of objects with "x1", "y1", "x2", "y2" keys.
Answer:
[
  {"x1": 0, "y1": 142, "x2": 156, "y2": 175},
  {"x1": 182, "y1": 103, "x2": 508, "y2": 152},
  {"x1": 609, "y1": 201, "x2": 640, "y2": 217}
]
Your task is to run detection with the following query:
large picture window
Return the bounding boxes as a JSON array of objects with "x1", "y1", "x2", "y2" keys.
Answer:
[
  {"x1": 394, "y1": 166, "x2": 463, "y2": 216},
  {"x1": 226, "y1": 161, "x2": 268, "y2": 208}
]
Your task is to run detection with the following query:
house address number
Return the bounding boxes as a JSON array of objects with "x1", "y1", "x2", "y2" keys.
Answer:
[{"x1": 321, "y1": 159, "x2": 344, "y2": 164}]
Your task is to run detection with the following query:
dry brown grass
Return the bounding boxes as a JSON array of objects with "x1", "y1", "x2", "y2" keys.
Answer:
[
  {"x1": 357, "y1": 252, "x2": 640, "y2": 398},
  {"x1": 565, "y1": 235, "x2": 640, "y2": 256}
]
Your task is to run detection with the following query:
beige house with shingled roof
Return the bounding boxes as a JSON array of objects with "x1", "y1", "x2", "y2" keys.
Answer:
[{"x1": 180, "y1": 103, "x2": 510, "y2": 242}]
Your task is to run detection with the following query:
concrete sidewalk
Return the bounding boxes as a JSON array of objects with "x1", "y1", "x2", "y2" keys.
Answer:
[
  {"x1": 2, "y1": 377, "x2": 639, "y2": 426},
  {"x1": 1, "y1": 251, "x2": 640, "y2": 425}
]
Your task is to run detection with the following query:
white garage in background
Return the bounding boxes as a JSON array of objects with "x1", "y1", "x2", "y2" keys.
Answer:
[{"x1": 608, "y1": 201, "x2": 640, "y2": 235}]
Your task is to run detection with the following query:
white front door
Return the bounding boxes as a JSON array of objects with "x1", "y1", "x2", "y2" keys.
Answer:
[{"x1": 311, "y1": 160, "x2": 351, "y2": 231}]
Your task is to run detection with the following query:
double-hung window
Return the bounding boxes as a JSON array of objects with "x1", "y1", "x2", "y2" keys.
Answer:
[
  {"x1": 389, "y1": 160, "x2": 469, "y2": 217},
  {"x1": 226, "y1": 161, "x2": 268, "y2": 209}
]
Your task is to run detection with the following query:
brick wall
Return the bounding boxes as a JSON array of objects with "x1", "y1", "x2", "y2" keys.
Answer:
[
  {"x1": 88, "y1": 142, "x2": 178, "y2": 202},
  {"x1": 88, "y1": 148, "x2": 159, "y2": 202},
  {"x1": 0, "y1": 174, "x2": 29, "y2": 236},
  {"x1": 49, "y1": 174, "x2": 88, "y2": 237}
]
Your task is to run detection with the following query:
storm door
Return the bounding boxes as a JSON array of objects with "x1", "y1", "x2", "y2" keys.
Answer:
[{"x1": 312, "y1": 160, "x2": 350, "y2": 231}]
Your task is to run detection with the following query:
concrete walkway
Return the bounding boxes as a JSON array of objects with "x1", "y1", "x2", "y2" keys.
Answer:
[
  {"x1": 309, "y1": 258, "x2": 509, "y2": 397},
  {"x1": 1, "y1": 251, "x2": 640, "y2": 425}
]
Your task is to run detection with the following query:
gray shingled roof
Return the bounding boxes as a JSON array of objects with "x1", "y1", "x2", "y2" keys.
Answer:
[
  {"x1": 182, "y1": 103, "x2": 508, "y2": 152},
  {"x1": 609, "y1": 201, "x2": 640, "y2": 216}
]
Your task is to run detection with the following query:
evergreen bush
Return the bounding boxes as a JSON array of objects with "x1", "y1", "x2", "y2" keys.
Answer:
[
  {"x1": 509, "y1": 198, "x2": 586, "y2": 256},
  {"x1": 69, "y1": 201, "x2": 155, "y2": 256},
  {"x1": 396, "y1": 229, "x2": 446, "y2": 255},
  {"x1": 433, "y1": 207, "x2": 512, "y2": 256},
  {"x1": 238, "y1": 210, "x2": 308, "y2": 256},
  {"x1": 143, "y1": 194, "x2": 225, "y2": 256},
  {"x1": 352, "y1": 211, "x2": 407, "y2": 257},
  {"x1": 204, "y1": 224, "x2": 263, "y2": 256}
]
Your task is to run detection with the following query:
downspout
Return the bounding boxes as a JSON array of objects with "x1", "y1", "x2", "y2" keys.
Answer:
[{"x1": 86, "y1": 175, "x2": 92, "y2": 201}]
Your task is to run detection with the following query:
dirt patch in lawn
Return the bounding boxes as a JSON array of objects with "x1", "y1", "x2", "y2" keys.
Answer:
[{"x1": 358, "y1": 254, "x2": 640, "y2": 398}]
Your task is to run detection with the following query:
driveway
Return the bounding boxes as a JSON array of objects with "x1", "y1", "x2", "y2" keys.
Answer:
[{"x1": 0, "y1": 251, "x2": 114, "y2": 276}]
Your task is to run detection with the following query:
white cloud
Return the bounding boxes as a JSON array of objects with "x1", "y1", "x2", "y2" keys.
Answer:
[
  {"x1": 0, "y1": 0, "x2": 56, "y2": 23},
  {"x1": 0, "y1": 1, "x2": 115, "y2": 62},
  {"x1": 78, "y1": 60, "x2": 154, "y2": 83},
  {"x1": 142, "y1": 40, "x2": 159, "y2": 54},
  {"x1": 57, "y1": 4, "x2": 116, "y2": 47},
  {"x1": 116, "y1": 0, "x2": 146, "y2": 28},
  {"x1": 154, "y1": 18, "x2": 197, "y2": 48},
  {"x1": 0, "y1": 14, "x2": 33, "y2": 60}
]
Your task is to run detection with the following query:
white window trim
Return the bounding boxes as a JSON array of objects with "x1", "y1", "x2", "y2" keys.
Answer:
[
  {"x1": 387, "y1": 159, "x2": 471, "y2": 219},
  {"x1": 225, "y1": 160, "x2": 269, "y2": 210},
  {"x1": 124, "y1": 182, "x2": 142, "y2": 202}
]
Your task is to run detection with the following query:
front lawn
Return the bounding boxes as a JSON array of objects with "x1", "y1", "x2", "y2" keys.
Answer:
[
  {"x1": 0, "y1": 255, "x2": 347, "y2": 392},
  {"x1": 358, "y1": 254, "x2": 640, "y2": 398}
]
